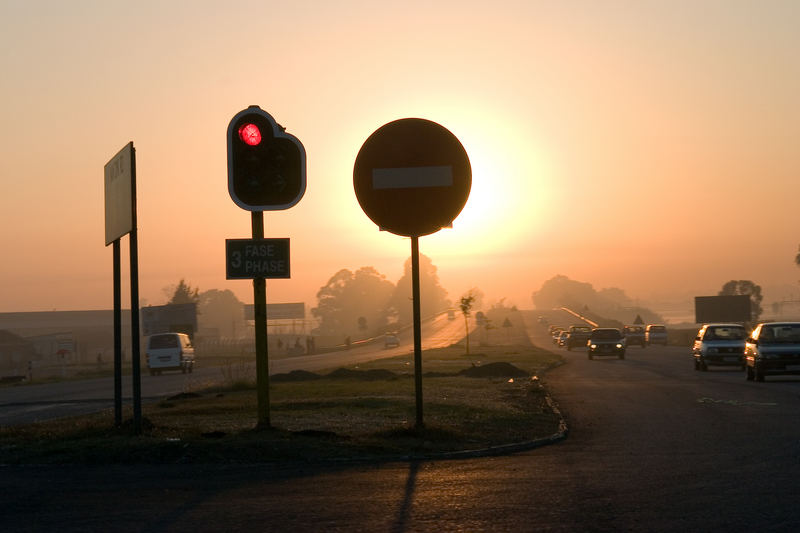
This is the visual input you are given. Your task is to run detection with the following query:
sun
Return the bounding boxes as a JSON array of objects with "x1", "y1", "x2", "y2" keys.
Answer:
[{"x1": 424, "y1": 115, "x2": 553, "y2": 257}]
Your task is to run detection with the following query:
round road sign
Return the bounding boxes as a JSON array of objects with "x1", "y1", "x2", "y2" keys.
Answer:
[{"x1": 353, "y1": 118, "x2": 471, "y2": 237}]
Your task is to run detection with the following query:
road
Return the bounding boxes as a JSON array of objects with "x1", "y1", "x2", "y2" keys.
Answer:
[
  {"x1": 3, "y1": 310, "x2": 800, "y2": 531},
  {"x1": 0, "y1": 313, "x2": 468, "y2": 426}
]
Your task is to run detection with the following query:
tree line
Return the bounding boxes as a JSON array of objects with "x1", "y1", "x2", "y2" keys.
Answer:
[{"x1": 163, "y1": 253, "x2": 453, "y2": 340}]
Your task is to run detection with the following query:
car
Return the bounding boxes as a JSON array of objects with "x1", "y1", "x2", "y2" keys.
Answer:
[
  {"x1": 692, "y1": 323, "x2": 746, "y2": 371},
  {"x1": 622, "y1": 325, "x2": 646, "y2": 348},
  {"x1": 384, "y1": 334, "x2": 400, "y2": 349},
  {"x1": 550, "y1": 326, "x2": 564, "y2": 344},
  {"x1": 566, "y1": 325, "x2": 592, "y2": 351},
  {"x1": 557, "y1": 330, "x2": 569, "y2": 347},
  {"x1": 145, "y1": 332, "x2": 195, "y2": 376},
  {"x1": 588, "y1": 328, "x2": 626, "y2": 360},
  {"x1": 645, "y1": 324, "x2": 668, "y2": 345},
  {"x1": 745, "y1": 322, "x2": 800, "y2": 382}
]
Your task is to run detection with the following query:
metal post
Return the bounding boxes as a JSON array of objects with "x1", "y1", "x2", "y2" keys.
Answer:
[
  {"x1": 113, "y1": 239, "x2": 122, "y2": 427},
  {"x1": 129, "y1": 147, "x2": 142, "y2": 435},
  {"x1": 411, "y1": 235, "x2": 423, "y2": 429},
  {"x1": 252, "y1": 211, "x2": 270, "y2": 428}
]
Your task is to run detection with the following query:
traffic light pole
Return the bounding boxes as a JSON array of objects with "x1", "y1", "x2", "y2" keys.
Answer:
[
  {"x1": 252, "y1": 211, "x2": 271, "y2": 428},
  {"x1": 411, "y1": 235, "x2": 424, "y2": 429}
]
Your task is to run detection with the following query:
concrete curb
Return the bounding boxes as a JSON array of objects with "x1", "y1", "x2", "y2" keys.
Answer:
[{"x1": 400, "y1": 392, "x2": 569, "y2": 462}]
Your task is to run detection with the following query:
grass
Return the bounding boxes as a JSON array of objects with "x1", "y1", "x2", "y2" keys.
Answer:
[{"x1": 0, "y1": 337, "x2": 565, "y2": 464}]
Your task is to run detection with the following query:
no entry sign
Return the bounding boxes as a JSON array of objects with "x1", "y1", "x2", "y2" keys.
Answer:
[{"x1": 353, "y1": 118, "x2": 471, "y2": 237}]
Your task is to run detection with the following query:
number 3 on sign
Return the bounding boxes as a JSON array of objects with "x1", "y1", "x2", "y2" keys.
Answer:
[{"x1": 231, "y1": 250, "x2": 242, "y2": 269}]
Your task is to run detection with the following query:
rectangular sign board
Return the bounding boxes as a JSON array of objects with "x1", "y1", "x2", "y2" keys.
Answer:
[
  {"x1": 244, "y1": 302, "x2": 305, "y2": 320},
  {"x1": 104, "y1": 142, "x2": 135, "y2": 246},
  {"x1": 141, "y1": 303, "x2": 198, "y2": 336},
  {"x1": 226, "y1": 238, "x2": 290, "y2": 279},
  {"x1": 695, "y1": 295, "x2": 751, "y2": 323}
]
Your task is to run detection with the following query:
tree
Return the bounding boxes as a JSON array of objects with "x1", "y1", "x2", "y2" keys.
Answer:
[
  {"x1": 388, "y1": 254, "x2": 450, "y2": 326},
  {"x1": 166, "y1": 279, "x2": 200, "y2": 305},
  {"x1": 719, "y1": 280, "x2": 763, "y2": 322},
  {"x1": 311, "y1": 267, "x2": 395, "y2": 337},
  {"x1": 459, "y1": 292, "x2": 475, "y2": 356},
  {"x1": 795, "y1": 245, "x2": 800, "y2": 268},
  {"x1": 198, "y1": 289, "x2": 245, "y2": 338}
]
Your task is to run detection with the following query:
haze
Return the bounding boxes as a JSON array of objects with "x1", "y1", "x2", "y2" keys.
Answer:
[{"x1": 1, "y1": 1, "x2": 799, "y2": 319}]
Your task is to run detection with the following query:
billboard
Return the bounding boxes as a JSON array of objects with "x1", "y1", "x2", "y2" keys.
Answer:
[
  {"x1": 141, "y1": 303, "x2": 198, "y2": 337},
  {"x1": 244, "y1": 303, "x2": 305, "y2": 320},
  {"x1": 694, "y1": 295, "x2": 751, "y2": 323}
]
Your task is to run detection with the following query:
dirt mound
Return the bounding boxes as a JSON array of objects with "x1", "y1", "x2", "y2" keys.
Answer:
[
  {"x1": 326, "y1": 368, "x2": 399, "y2": 381},
  {"x1": 459, "y1": 362, "x2": 528, "y2": 378},
  {"x1": 271, "y1": 370, "x2": 321, "y2": 382}
]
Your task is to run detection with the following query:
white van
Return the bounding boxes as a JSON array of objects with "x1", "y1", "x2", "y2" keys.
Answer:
[{"x1": 145, "y1": 332, "x2": 195, "y2": 375}]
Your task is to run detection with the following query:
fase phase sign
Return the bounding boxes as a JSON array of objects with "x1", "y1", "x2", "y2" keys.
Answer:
[{"x1": 225, "y1": 238, "x2": 290, "y2": 279}]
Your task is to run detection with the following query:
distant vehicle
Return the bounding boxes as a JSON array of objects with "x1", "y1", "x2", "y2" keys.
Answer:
[
  {"x1": 145, "y1": 332, "x2": 195, "y2": 376},
  {"x1": 566, "y1": 325, "x2": 593, "y2": 351},
  {"x1": 645, "y1": 324, "x2": 668, "y2": 346},
  {"x1": 384, "y1": 334, "x2": 400, "y2": 349},
  {"x1": 588, "y1": 328, "x2": 626, "y2": 360},
  {"x1": 551, "y1": 328, "x2": 564, "y2": 345},
  {"x1": 745, "y1": 322, "x2": 800, "y2": 382},
  {"x1": 557, "y1": 330, "x2": 569, "y2": 347},
  {"x1": 692, "y1": 323, "x2": 746, "y2": 371},
  {"x1": 622, "y1": 325, "x2": 646, "y2": 348},
  {"x1": 548, "y1": 325, "x2": 563, "y2": 336}
]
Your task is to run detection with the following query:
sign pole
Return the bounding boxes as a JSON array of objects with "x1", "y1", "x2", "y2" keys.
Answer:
[
  {"x1": 129, "y1": 147, "x2": 142, "y2": 435},
  {"x1": 113, "y1": 239, "x2": 122, "y2": 427},
  {"x1": 252, "y1": 211, "x2": 271, "y2": 428},
  {"x1": 411, "y1": 235, "x2": 424, "y2": 429}
]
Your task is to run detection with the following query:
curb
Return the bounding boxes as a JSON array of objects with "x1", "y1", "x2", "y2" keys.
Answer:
[{"x1": 401, "y1": 392, "x2": 569, "y2": 461}]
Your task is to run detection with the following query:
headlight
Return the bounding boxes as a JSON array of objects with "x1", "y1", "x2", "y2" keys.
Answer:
[
  {"x1": 590, "y1": 344, "x2": 597, "y2": 349},
  {"x1": 616, "y1": 343, "x2": 624, "y2": 349}
]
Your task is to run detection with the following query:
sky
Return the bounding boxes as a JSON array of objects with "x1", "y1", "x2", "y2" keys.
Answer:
[{"x1": 1, "y1": 0, "x2": 799, "y2": 320}]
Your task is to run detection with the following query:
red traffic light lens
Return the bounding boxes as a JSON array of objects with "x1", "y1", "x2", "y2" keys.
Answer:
[{"x1": 238, "y1": 123, "x2": 262, "y2": 146}]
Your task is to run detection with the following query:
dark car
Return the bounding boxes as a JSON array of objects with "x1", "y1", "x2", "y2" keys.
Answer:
[
  {"x1": 745, "y1": 322, "x2": 800, "y2": 382},
  {"x1": 588, "y1": 328, "x2": 626, "y2": 360},
  {"x1": 622, "y1": 325, "x2": 646, "y2": 348},
  {"x1": 566, "y1": 325, "x2": 592, "y2": 351},
  {"x1": 692, "y1": 323, "x2": 746, "y2": 371}
]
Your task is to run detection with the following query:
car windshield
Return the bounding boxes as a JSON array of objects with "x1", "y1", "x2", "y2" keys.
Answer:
[
  {"x1": 705, "y1": 326, "x2": 745, "y2": 340},
  {"x1": 758, "y1": 324, "x2": 800, "y2": 344},
  {"x1": 592, "y1": 329, "x2": 622, "y2": 340}
]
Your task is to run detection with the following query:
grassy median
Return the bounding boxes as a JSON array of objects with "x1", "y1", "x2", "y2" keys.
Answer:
[{"x1": 1, "y1": 338, "x2": 564, "y2": 464}]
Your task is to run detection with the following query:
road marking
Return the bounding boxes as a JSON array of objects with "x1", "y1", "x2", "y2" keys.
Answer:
[{"x1": 696, "y1": 397, "x2": 777, "y2": 406}]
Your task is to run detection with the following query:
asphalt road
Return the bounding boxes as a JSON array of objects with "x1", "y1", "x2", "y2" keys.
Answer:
[
  {"x1": 3, "y1": 311, "x2": 800, "y2": 531},
  {"x1": 0, "y1": 313, "x2": 468, "y2": 426}
]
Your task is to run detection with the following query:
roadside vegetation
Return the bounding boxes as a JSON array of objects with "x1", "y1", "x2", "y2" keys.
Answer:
[{"x1": 1, "y1": 314, "x2": 564, "y2": 464}]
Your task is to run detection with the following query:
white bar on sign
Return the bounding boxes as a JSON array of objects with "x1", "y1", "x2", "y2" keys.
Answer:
[{"x1": 372, "y1": 165, "x2": 453, "y2": 189}]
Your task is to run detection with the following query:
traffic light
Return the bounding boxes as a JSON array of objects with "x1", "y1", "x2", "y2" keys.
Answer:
[{"x1": 227, "y1": 106, "x2": 306, "y2": 211}]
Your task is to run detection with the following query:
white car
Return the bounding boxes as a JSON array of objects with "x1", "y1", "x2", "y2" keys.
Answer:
[
  {"x1": 745, "y1": 322, "x2": 800, "y2": 382},
  {"x1": 692, "y1": 323, "x2": 746, "y2": 371},
  {"x1": 384, "y1": 334, "x2": 400, "y2": 349},
  {"x1": 145, "y1": 332, "x2": 195, "y2": 375}
]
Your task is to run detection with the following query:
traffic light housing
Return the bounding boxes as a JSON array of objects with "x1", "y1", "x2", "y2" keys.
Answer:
[{"x1": 227, "y1": 106, "x2": 306, "y2": 211}]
